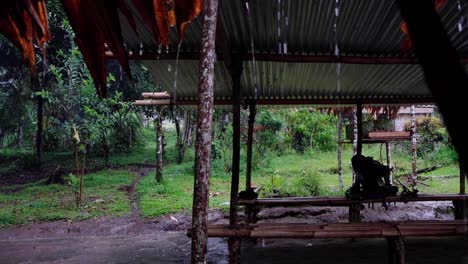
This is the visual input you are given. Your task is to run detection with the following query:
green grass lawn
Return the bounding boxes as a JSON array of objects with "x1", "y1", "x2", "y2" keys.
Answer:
[
  {"x1": 0, "y1": 169, "x2": 135, "y2": 227},
  {"x1": 0, "y1": 128, "x2": 463, "y2": 226}
]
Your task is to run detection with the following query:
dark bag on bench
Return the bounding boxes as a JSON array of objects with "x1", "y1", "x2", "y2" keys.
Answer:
[{"x1": 350, "y1": 154, "x2": 398, "y2": 199}]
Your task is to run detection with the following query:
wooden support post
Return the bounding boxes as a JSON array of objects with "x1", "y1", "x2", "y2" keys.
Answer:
[
  {"x1": 245, "y1": 101, "x2": 258, "y2": 226},
  {"x1": 410, "y1": 105, "x2": 418, "y2": 191},
  {"x1": 246, "y1": 101, "x2": 256, "y2": 190},
  {"x1": 386, "y1": 142, "x2": 393, "y2": 184},
  {"x1": 455, "y1": 163, "x2": 467, "y2": 219},
  {"x1": 387, "y1": 237, "x2": 406, "y2": 264},
  {"x1": 395, "y1": 0, "x2": 468, "y2": 175},
  {"x1": 228, "y1": 58, "x2": 243, "y2": 264},
  {"x1": 356, "y1": 103, "x2": 363, "y2": 156},
  {"x1": 460, "y1": 162, "x2": 466, "y2": 195},
  {"x1": 337, "y1": 110, "x2": 344, "y2": 191},
  {"x1": 191, "y1": 0, "x2": 218, "y2": 262},
  {"x1": 349, "y1": 203, "x2": 361, "y2": 223}
]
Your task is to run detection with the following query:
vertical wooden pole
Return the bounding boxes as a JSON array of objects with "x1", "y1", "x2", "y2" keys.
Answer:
[
  {"x1": 191, "y1": 0, "x2": 218, "y2": 262},
  {"x1": 460, "y1": 162, "x2": 466, "y2": 194},
  {"x1": 356, "y1": 103, "x2": 363, "y2": 156},
  {"x1": 387, "y1": 237, "x2": 406, "y2": 264},
  {"x1": 410, "y1": 105, "x2": 417, "y2": 190},
  {"x1": 337, "y1": 110, "x2": 343, "y2": 191},
  {"x1": 229, "y1": 58, "x2": 243, "y2": 264},
  {"x1": 246, "y1": 101, "x2": 256, "y2": 190},
  {"x1": 386, "y1": 142, "x2": 393, "y2": 184}
]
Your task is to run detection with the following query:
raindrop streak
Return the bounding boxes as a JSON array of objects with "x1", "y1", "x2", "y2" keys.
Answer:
[
  {"x1": 334, "y1": 0, "x2": 341, "y2": 103},
  {"x1": 173, "y1": 42, "x2": 182, "y2": 102},
  {"x1": 246, "y1": 1, "x2": 258, "y2": 98},
  {"x1": 157, "y1": 44, "x2": 162, "y2": 60},
  {"x1": 458, "y1": 0, "x2": 464, "y2": 32}
]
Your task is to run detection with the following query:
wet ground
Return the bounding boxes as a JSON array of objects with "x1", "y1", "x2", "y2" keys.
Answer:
[
  {"x1": 1, "y1": 201, "x2": 467, "y2": 263},
  {"x1": 1, "y1": 167, "x2": 467, "y2": 263},
  {"x1": 1, "y1": 233, "x2": 467, "y2": 263}
]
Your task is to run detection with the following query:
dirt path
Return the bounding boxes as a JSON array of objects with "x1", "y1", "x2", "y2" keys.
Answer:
[{"x1": 126, "y1": 166, "x2": 152, "y2": 219}]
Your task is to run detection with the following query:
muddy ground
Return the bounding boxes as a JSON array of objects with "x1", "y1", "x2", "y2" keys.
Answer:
[
  {"x1": 1, "y1": 166, "x2": 467, "y2": 263},
  {"x1": 1, "y1": 202, "x2": 467, "y2": 263}
]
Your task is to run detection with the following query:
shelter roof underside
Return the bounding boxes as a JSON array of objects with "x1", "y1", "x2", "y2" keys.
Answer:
[{"x1": 119, "y1": 0, "x2": 468, "y2": 104}]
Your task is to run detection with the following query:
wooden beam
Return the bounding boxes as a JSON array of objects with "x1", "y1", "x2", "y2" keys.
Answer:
[
  {"x1": 107, "y1": 51, "x2": 468, "y2": 65},
  {"x1": 191, "y1": 0, "x2": 218, "y2": 262},
  {"x1": 246, "y1": 101, "x2": 256, "y2": 190},
  {"x1": 168, "y1": 97, "x2": 435, "y2": 106}
]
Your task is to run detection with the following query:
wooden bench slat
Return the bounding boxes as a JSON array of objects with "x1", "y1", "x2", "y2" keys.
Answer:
[
  {"x1": 239, "y1": 194, "x2": 468, "y2": 206},
  {"x1": 201, "y1": 221, "x2": 468, "y2": 239}
]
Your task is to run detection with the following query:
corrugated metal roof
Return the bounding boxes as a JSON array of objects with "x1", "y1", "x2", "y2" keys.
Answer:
[{"x1": 118, "y1": 0, "x2": 468, "y2": 103}]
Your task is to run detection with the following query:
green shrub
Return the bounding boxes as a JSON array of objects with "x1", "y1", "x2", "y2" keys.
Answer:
[
  {"x1": 287, "y1": 109, "x2": 337, "y2": 153},
  {"x1": 261, "y1": 170, "x2": 322, "y2": 197}
]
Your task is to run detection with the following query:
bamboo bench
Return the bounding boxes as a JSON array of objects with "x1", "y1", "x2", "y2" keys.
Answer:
[
  {"x1": 202, "y1": 220, "x2": 468, "y2": 238},
  {"x1": 239, "y1": 194, "x2": 468, "y2": 222},
  {"x1": 188, "y1": 220, "x2": 468, "y2": 264}
]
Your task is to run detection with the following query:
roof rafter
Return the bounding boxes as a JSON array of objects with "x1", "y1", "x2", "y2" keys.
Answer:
[{"x1": 106, "y1": 51, "x2": 468, "y2": 65}]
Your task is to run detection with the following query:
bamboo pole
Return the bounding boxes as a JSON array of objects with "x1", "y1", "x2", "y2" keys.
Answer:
[
  {"x1": 191, "y1": 0, "x2": 218, "y2": 262},
  {"x1": 142, "y1": 92, "x2": 171, "y2": 99},
  {"x1": 386, "y1": 142, "x2": 393, "y2": 184},
  {"x1": 411, "y1": 105, "x2": 418, "y2": 190},
  {"x1": 134, "y1": 99, "x2": 171, "y2": 106},
  {"x1": 352, "y1": 107, "x2": 358, "y2": 183}
]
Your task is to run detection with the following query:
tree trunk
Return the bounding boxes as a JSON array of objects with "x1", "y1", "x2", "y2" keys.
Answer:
[
  {"x1": 218, "y1": 110, "x2": 229, "y2": 138},
  {"x1": 337, "y1": 111, "x2": 343, "y2": 191},
  {"x1": 171, "y1": 105, "x2": 184, "y2": 164},
  {"x1": 36, "y1": 94, "x2": 44, "y2": 164},
  {"x1": 187, "y1": 113, "x2": 194, "y2": 147},
  {"x1": 155, "y1": 110, "x2": 164, "y2": 183},
  {"x1": 191, "y1": 0, "x2": 218, "y2": 261},
  {"x1": 17, "y1": 125, "x2": 23, "y2": 148}
]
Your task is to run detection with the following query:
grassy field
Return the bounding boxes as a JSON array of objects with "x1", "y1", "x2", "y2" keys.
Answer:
[
  {"x1": 0, "y1": 127, "x2": 463, "y2": 227},
  {"x1": 0, "y1": 169, "x2": 135, "y2": 227}
]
